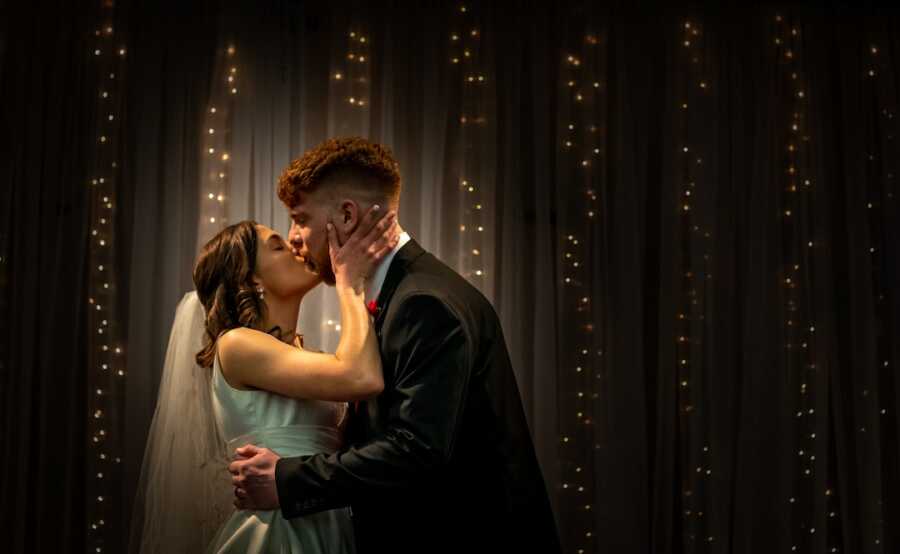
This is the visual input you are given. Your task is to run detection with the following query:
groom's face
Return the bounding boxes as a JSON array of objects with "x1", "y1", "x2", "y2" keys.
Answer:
[{"x1": 288, "y1": 189, "x2": 337, "y2": 286}]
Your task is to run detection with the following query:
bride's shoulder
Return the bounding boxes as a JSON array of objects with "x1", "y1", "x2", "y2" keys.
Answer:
[
  {"x1": 218, "y1": 326, "x2": 274, "y2": 353},
  {"x1": 218, "y1": 326, "x2": 252, "y2": 347},
  {"x1": 218, "y1": 326, "x2": 297, "y2": 364},
  {"x1": 216, "y1": 327, "x2": 276, "y2": 388},
  {"x1": 216, "y1": 327, "x2": 272, "y2": 369}
]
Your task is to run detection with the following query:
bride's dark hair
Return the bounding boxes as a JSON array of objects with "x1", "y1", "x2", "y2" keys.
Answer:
[{"x1": 192, "y1": 220, "x2": 284, "y2": 369}]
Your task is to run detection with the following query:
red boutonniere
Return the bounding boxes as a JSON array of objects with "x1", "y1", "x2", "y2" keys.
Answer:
[{"x1": 366, "y1": 299, "x2": 379, "y2": 316}]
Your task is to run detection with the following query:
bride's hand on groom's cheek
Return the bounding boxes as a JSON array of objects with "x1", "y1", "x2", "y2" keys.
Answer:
[
  {"x1": 327, "y1": 204, "x2": 399, "y2": 290},
  {"x1": 228, "y1": 444, "x2": 281, "y2": 511}
]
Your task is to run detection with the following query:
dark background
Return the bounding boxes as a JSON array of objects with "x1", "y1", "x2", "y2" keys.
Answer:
[{"x1": 1, "y1": 1, "x2": 898, "y2": 553}]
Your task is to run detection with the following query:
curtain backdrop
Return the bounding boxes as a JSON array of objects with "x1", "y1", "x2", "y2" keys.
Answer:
[
  {"x1": 0, "y1": 2, "x2": 104, "y2": 552},
  {"x1": 2, "y1": 2, "x2": 898, "y2": 554}
]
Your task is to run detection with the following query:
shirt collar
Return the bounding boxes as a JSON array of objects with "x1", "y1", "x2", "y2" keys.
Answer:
[{"x1": 365, "y1": 231, "x2": 411, "y2": 304}]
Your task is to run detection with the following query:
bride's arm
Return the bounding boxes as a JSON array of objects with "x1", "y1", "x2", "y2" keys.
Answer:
[{"x1": 218, "y1": 208, "x2": 398, "y2": 402}]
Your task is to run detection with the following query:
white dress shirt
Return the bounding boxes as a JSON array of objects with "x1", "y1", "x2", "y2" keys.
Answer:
[{"x1": 364, "y1": 230, "x2": 411, "y2": 305}]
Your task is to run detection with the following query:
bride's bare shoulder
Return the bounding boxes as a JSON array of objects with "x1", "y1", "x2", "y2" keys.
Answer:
[
  {"x1": 218, "y1": 327, "x2": 276, "y2": 354},
  {"x1": 216, "y1": 327, "x2": 273, "y2": 373}
]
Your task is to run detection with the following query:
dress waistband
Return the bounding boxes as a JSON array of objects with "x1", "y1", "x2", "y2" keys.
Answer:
[{"x1": 226, "y1": 424, "x2": 342, "y2": 458}]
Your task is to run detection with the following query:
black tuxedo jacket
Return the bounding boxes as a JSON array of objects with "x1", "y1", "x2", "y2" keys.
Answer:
[{"x1": 275, "y1": 239, "x2": 561, "y2": 553}]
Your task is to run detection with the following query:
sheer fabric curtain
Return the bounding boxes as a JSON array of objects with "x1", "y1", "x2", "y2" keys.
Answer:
[
  {"x1": 121, "y1": 2, "x2": 567, "y2": 545},
  {"x1": 7, "y1": 3, "x2": 900, "y2": 553},
  {"x1": 109, "y1": 3, "x2": 900, "y2": 554}
]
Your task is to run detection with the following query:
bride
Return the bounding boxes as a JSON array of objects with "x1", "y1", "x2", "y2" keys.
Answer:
[{"x1": 130, "y1": 205, "x2": 398, "y2": 553}]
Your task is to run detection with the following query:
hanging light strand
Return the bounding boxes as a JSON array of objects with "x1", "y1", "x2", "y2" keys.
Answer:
[
  {"x1": 199, "y1": 42, "x2": 241, "y2": 243},
  {"x1": 451, "y1": 4, "x2": 489, "y2": 286},
  {"x1": 86, "y1": 2, "x2": 128, "y2": 550},
  {"x1": 677, "y1": 19, "x2": 717, "y2": 545},
  {"x1": 557, "y1": 25, "x2": 606, "y2": 553}
]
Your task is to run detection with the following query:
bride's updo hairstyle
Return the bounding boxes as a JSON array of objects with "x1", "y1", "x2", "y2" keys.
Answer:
[{"x1": 193, "y1": 220, "x2": 282, "y2": 369}]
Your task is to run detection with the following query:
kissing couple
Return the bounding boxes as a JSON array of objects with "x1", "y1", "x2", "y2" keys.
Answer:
[{"x1": 131, "y1": 137, "x2": 561, "y2": 554}]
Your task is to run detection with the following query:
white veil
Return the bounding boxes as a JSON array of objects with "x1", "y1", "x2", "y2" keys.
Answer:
[{"x1": 128, "y1": 291, "x2": 234, "y2": 553}]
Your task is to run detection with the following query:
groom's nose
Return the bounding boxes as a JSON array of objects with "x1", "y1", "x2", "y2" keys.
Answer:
[{"x1": 288, "y1": 230, "x2": 303, "y2": 252}]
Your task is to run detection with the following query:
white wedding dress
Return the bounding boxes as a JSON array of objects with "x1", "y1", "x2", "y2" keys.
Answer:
[{"x1": 205, "y1": 351, "x2": 357, "y2": 553}]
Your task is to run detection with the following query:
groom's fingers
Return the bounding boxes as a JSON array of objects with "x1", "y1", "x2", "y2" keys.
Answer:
[{"x1": 235, "y1": 444, "x2": 258, "y2": 457}]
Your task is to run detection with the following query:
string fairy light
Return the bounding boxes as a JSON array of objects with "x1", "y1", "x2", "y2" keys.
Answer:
[
  {"x1": 330, "y1": 26, "x2": 371, "y2": 140},
  {"x1": 198, "y1": 42, "x2": 241, "y2": 245},
  {"x1": 86, "y1": 2, "x2": 128, "y2": 550},
  {"x1": 676, "y1": 19, "x2": 717, "y2": 546},
  {"x1": 772, "y1": 13, "x2": 844, "y2": 553},
  {"x1": 556, "y1": 24, "x2": 606, "y2": 553},
  {"x1": 449, "y1": 3, "x2": 490, "y2": 290},
  {"x1": 861, "y1": 28, "x2": 894, "y2": 551}
]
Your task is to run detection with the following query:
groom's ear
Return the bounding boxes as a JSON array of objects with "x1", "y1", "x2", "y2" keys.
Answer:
[{"x1": 335, "y1": 198, "x2": 362, "y2": 240}]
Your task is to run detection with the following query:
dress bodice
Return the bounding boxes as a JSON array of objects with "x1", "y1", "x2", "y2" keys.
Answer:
[{"x1": 211, "y1": 351, "x2": 347, "y2": 457}]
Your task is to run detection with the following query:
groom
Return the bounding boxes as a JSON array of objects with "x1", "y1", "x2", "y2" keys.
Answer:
[{"x1": 230, "y1": 137, "x2": 560, "y2": 553}]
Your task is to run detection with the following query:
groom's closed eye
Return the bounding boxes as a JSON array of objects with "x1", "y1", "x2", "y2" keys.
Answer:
[{"x1": 290, "y1": 210, "x2": 308, "y2": 226}]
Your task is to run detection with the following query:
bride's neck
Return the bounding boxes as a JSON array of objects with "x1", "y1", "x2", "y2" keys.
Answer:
[{"x1": 261, "y1": 293, "x2": 304, "y2": 345}]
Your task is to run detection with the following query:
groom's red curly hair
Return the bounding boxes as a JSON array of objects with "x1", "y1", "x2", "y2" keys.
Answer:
[{"x1": 277, "y1": 136, "x2": 401, "y2": 208}]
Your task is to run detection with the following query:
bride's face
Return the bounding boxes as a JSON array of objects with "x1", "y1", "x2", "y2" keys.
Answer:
[{"x1": 254, "y1": 224, "x2": 322, "y2": 297}]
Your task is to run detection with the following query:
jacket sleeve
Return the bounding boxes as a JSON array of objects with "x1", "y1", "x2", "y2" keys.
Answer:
[{"x1": 274, "y1": 294, "x2": 471, "y2": 518}]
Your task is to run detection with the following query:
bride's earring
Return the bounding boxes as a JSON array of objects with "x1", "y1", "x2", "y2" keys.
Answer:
[{"x1": 256, "y1": 286, "x2": 265, "y2": 300}]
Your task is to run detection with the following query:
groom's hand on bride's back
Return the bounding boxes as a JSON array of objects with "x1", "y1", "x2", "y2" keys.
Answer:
[{"x1": 229, "y1": 444, "x2": 281, "y2": 511}]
